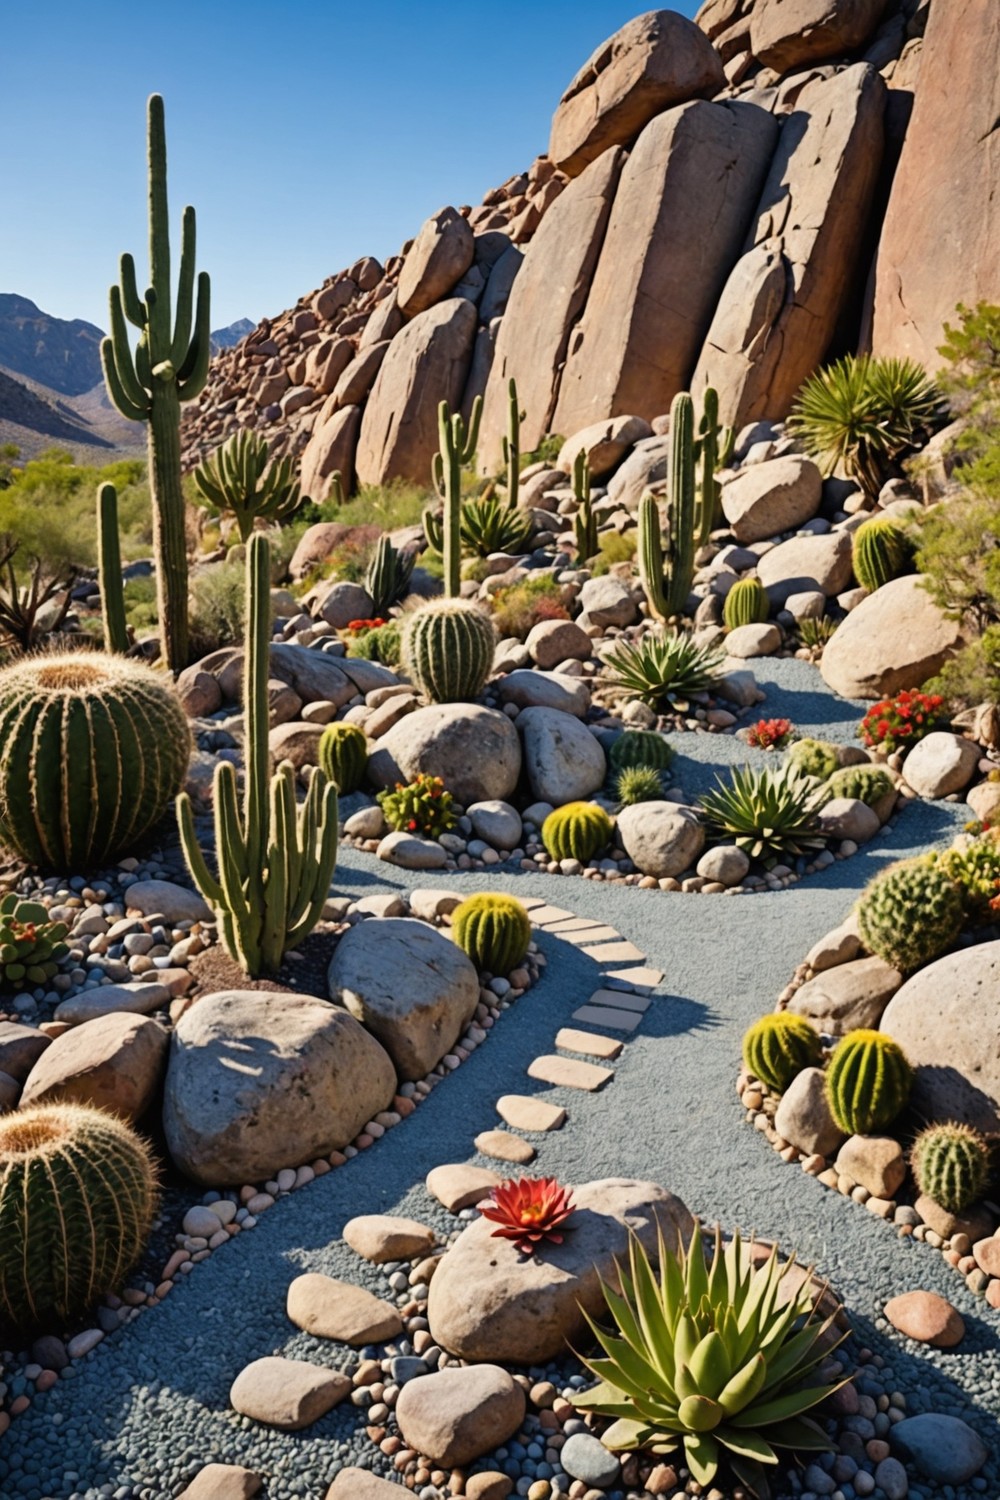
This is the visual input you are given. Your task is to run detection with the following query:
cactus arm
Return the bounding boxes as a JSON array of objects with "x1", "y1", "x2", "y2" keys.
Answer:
[
  {"x1": 118, "y1": 253, "x2": 146, "y2": 328},
  {"x1": 422, "y1": 506, "x2": 444, "y2": 554},
  {"x1": 177, "y1": 271, "x2": 211, "y2": 398},
  {"x1": 176, "y1": 790, "x2": 225, "y2": 907},
  {"x1": 97, "y1": 483, "x2": 129, "y2": 654},
  {"x1": 170, "y1": 205, "x2": 196, "y2": 367},
  {"x1": 288, "y1": 786, "x2": 339, "y2": 946},
  {"x1": 100, "y1": 338, "x2": 149, "y2": 424},
  {"x1": 697, "y1": 387, "x2": 719, "y2": 548},
  {"x1": 146, "y1": 95, "x2": 171, "y2": 357},
  {"x1": 192, "y1": 454, "x2": 227, "y2": 512},
  {"x1": 637, "y1": 493, "x2": 670, "y2": 624},
  {"x1": 461, "y1": 393, "x2": 483, "y2": 464},
  {"x1": 107, "y1": 289, "x2": 152, "y2": 413},
  {"x1": 243, "y1": 535, "x2": 272, "y2": 886},
  {"x1": 431, "y1": 451, "x2": 445, "y2": 502}
]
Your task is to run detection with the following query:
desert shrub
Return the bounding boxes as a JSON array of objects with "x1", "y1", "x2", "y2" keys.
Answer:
[
  {"x1": 858, "y1": 689, "x2": 947, "y2": 751},
  {"x1": 590, "y1": 529, "x2": 637, "y2": 577},
  {"x1": 937, "y1": 301, "x2": 1000, "y2": 496},
  {"x1": 522, "y1": 434, "x2": 565, "y2": 468},
  {"x1": 188, "y1": 556, "x2": 247, "y2": 658},
  {"x1": 0, "y1": 450, "x2": 151, "y2": 575},
  {"x1": 912, "y1": 490, "x2": 1000, "y2": 634},
  {"x1": 491, "y1": 574, "x2": 569, "y2": 639},
  {"x1": 347, "y1": 619, "x2": 401, "y2": 667}
]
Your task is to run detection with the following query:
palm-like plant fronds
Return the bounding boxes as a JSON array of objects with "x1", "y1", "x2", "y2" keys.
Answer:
[
  {"x1": 459, "y1": 496, "x2": 533, "y2": 558},
  {"x1": 193, "y1": 429, "x2": 304, "y2": 542},
  {"x1": 573, "y1": 1223, "x2": 848, "y2": 1499},
  {"x1": 699, "y1": 764, "x2": 826, "y2": 867},
  {"x1": 796, "y1": 616, "x2": 838, "y2": 650},
  {"x1": 604, "y1": 630, "x2": 724, "y2": 711}
]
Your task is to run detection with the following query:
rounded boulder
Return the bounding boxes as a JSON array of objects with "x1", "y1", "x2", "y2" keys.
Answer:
[
  {"x1": 616, "y1": 801, "x2": 705, "y2": 878},
  {"x1": 518, "y1": 706, "x2": 606, "y2": 804},
  {"x1": 367, "y1": 704, "x2": 522, "y2": 806}
]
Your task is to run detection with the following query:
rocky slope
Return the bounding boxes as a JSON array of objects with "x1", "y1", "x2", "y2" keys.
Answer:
[
  {"x1": 179, "y1": 0, "x2": 994, "y2": 500},
  {"x1": 0, "y1": 294, "x2": 104, "y2": 398}
]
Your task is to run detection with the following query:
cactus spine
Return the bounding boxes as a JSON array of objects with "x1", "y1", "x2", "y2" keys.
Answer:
[
  {"x1": 853, "y1": 517, "x2": 910, "y2": 593},
  {"x1": 424, "y1": 395, "x2": 483, "y2": 597},
  {"x1": 825, "y1": 1029, "x2": 912, "y2": 1135},
  {"x1": 365, "y1": 534, "x2": 416, "y2": 617},
  {"x1": 723, "y1": 576, "x2": 770, "y2": 630},
  {"x1": 101, "y1": 95, "x2": 211, "y2": 672},
  {"x1": 541, "y1": 801, "x2": 614, "y2": 863},
  {"x1": 696, "y1": 386, "x2": 733, "y2": 547},
  {"x1": 637, "y1": 391, "x2": 696, "y2": 622},
  {"x1": 97, "y1": 481, "x2": 129, "y2": 654},
  {"x1": 452, "y1": 892, "x2": 532, "y2": 975},
  {"x1": 911, "y1": 1123, "x2": 991, "y2": 1213},
  {"x1": 0, "y1": 1103, "x2": 158, "y2": 1328},
  {"x1": 742, "y1": 1012, "x2": 823, "y2": 1095},
  {"x1": 193, "y1": 429, "x2": 303, "y2": 542},
  {"x1": 856, "y1": 859, "x2": 964, "y2": 973},
  {"x1": 401, "y1": 598, "x2": 495, "y2": 704},
  {"x1": 609, "y1": 730, "x2": 675, "y2": 775},
  {"x1": 573, "y1": 448, "x2": 599, "y2": 562},
  {"x1": 177, "y1": 533, "x2": 339, "y2": 976},
  {"x1": 318, "y1": 721, "x2": 368, "y2": 795},
  {"x1": 502, "y1": 378, "x2": 520, "y2": 510}
]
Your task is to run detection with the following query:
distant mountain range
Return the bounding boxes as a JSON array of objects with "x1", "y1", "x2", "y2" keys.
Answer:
[{"x1": 0, "y1": 295, "x2": 252, "y2": 461}]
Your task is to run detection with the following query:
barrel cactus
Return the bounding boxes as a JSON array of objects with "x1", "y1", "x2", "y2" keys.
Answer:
[
  {"x1": 742, "y1": 1012, "x2": 823, "y2": 1095},
  {"x1": 911, "y1": 1122, "x2": 992, "y2": 1213},
  {"x1": 608, "y1": 729, "x2": 675, "y2": 775},
  {"x1": 318, "y1": 722, "x2": 368, "y2": 795},
  {"x1": 853, "y1": 517, "x2": 910, "y2": 593},
  {"x1": 452, "y1": 892, "x2": 532, "y2": 975},
  {"x1": 0, "y1": 1103, "x2": 158, "y2": 1328},
  {"x1": 401, "y1": 599, "x2": 495, "y2": 703},
  {"x1": 786, "y1": 738, "x2": 840, "y2": 781},
  {"x1": 723, "y1": 577, "x2": 769, "y2": 630},
  {"x1": 0, "y1": 652, "x2": 191, "y2": 872},
  {"x1": 856, "y1": 859, "x2": 964, "y2": 973},
  {"x1": 826, "y1": 1029, "x2": 912, "y2": 1135},
  {"x1": 541, "y1": 802, "x2": 613, "y2": 863},
  {"x1": 615, "y1": 765, "x2": 664, "y2": 806},
  {"x1": 825, "y1": 764, "x2": 895, "y2": 808}
]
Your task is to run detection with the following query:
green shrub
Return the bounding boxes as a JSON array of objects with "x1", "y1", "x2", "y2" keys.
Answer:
[
  {"x1": 187, "y1": 556, "x2": 247, "y2": 658},
  {"x1": 490, "y1": 574, "x2": 569, "y2": 639},
  {"x1": 0, "y1": 450, "x2": 151, "y2": 575},
  {"x1": 826, "y1": 1029, "x2": 911, "y2": 1135},
  {"x1": 937, "y1": 301, "x2": 1000, "y2": 497},
  {"x1": 911, "y1": 490, "x2": 1000, "y2": 634},
  {"x1": 699, "y1": 764, "x2": 825, "y2": 867},
  {"x1": 604, "y1": 629, "x2": 724, "y2": 710},
  {"x1": 590, "y1": 529, "x2": 637, "y2": 577},
  {"x1": 378, "y1": 774, "x2": 456, "y2": 838},
  {"x1": 786, "y1": 738, "x2": 840, "y2": 781},
  {"x1": 742, "y1": 1012, "x2": 824, "y2": 1095},
  {"x1": 541, "y1": 802, "x2": 613, "y2": 862},
  {"x1": 451, "y1": 893, "x2": 531, "y2": 975},
  {"x1": 347, "y1": 619, "x2": 402, "y2": 667},
  {"x1": 856, "y1": 859, "x2": 964, "y2": 972}
]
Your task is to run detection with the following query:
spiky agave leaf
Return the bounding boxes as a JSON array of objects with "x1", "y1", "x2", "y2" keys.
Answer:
[
  {"x1": 459, "y1": 496, "x2": 533, "y2": 558},
  {"x1": 604, "y1": 630, "x2": 724, "y2": 710},
  {"x1": 480, "y1": 1175, "x2": 575, "y2": 1255},
  {"x1": 699, "y1": 764, "x2": 826, "y2": 868}
]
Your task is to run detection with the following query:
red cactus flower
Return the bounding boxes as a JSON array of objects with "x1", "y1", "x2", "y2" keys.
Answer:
[{"x1": 480, "y1": 1176, "x2": 576, "y2": 1256}]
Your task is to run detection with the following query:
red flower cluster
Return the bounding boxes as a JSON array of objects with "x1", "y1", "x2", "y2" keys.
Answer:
[
  {"x1": 746, "y1": 717, "x2": 794, "y2": 750},
  {"x1": 859, "y1": 690, "x2": 946, "y2": 751},
  {"x1": 480, "y1": 1176, "x2": 576, "y2": 1256},
  {"x1": 345, "y1": 617, "x2": 388, "y2": 634}
]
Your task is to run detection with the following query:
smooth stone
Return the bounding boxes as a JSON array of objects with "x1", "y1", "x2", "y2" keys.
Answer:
[
  {"x1": 395, "y1": 1364, "x2": 526, "y2": 1466},
  {"x1": 561, "y1": 1431, "x2": 621, "y2": 1487},
  {"x1": 343, "y1": 1215, "x2": 436, "y2": 1263},
  {"x1": 229, "y1": 1356, "x2": 351, "y2": 1430},
  {"x1": 773, "y1": 1066, "x2": 845, "y2": 1157},
  {"x1": 890, "y1": 1414, "x2": 988, "y2": 1484},
  {"x1": 179, "y1": 1465, "x2": 262, "y2": 1500},
  {"x1": 787, "y1": 955, "x2": 902, "y2": 1035},
  {"x1": 884, "y1": 1290, "x2": 965, "y2": 1348},
  {"x1": 426, "y1": 1163, "x2": 502, "y2": 1212},
  {"x1": 286, "y1": 1273, "x2": 403, "y2": 1344}
]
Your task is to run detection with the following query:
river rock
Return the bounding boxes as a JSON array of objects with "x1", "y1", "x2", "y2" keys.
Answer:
[
  {"x1": 902, "y1": 732, "x2": 979, "y2": 799},
  {"x1": 577, "y1": 574, "x2": 639, "y2": 628},
  {"x1": 835, "y1": 1135, "x2": 906, "y2": 1199},
  {"x1": 229, "y1": 1357, "x2": 350, "y2": 1431},
  {"x1": 395, "y1": 1365, "x2": 525, "y2": 1466},
  {"x1": 427, "y1": 1177, "x2": 692, "y2": 1363},
  {"x1": 517, "y1": 707, "x2": 606, "y2": 804},
  {"x1": 526, "y1": 618, "x2": 593, "y2": 668},
  {"x1": 787, "y1": 956, "x2": 903, "y2": 1034},
  {"x1": 616, "y1": 801, "x2": 705, "y2": 878},
  {"x1": 467, "y1": 800, "x2": 522, "y2": 849},
  {"x1": 20, "y1": 1012, "x2": 168, "y2": 1122},
  {"x1": 125, "y1": 880, "x2": 212, "y2": 924},
  {"x1": 343, "y1": 1215, "x2": 436, "y2": 1263},
  {"x1": 821, "y1": 575, "x2": 963, "y2": 700},
  {"x1": 286, "y1": 1274, "x2": 403, "y2": 1344},
  {"x1": 397, "y1": 207, "x2": 475, "y2": 319},
  {"x1": 326, "y1": 1471, "x2": 411, "y2": 1499},
  {"x1": 890, "y1": 1414, "x2": 988, "y2": 1485},
  {"x1": 720, "y1": 455, "x2": 822, "y2": 542},
  {"x1": 884, "y1": 1291, "x2": 965, "y2": 1349},
  {"x1": 163, "y1": 991, "x2": 396, "y2": 1185},
  {"x1": 815, "y1": 797, "x2": 880, "y2": 844},
  {"x1": 0, "y1": 1022, "x2": 51, "y2": 1083},
  {"x1": 376, "y1": 831, "x2": 448, "y2": 870},
  {"x1": 328, "y1": 918, "x2": 479, "y2": 1081},
  {"x1": 368, "y1": 704, "x2": 522, "y2": 805},
  {"x1": 773, "y1": 1066, "x2": 844, "y2": 1157},
  {"x1": 496, "y1": 670, "x2": 590, "y2": 718}
]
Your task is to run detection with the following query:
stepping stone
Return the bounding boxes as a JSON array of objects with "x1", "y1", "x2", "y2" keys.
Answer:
[
  {"x1": 516, "y1": 896, "x2": 550, "y2": 911},
  {"x1": 559, "y1": 925, "x2": 623, "y2": 945},
  {"x1": 527, "y1": 1055, "x2": 613, "y2": 1091},
  {"x1": 395, "y1": 1363, "x2": 526, "y2": 1466},
  {"x1": 496, "y1": 1094, "x2": 567, "y2": 1132},
  {"x1": 541, "y1": 915, "x2": 612, "y2": 933},
  {"x1": 571, "y1": 1005, "x2": 641, "y2": 1033},
  {"x1": 474, "y1": 1130, "x2": 537, "y2": 1165},
  {"x1": 884, "y1": 1291, "x2": 965, "y2": 1348},
  {"x1": 528, "y1": 904, "x2": 576, "y2": 925},
  {"x1": 582, "y1": 939, "x2": 647, "y2": 963},
  {"x1": 326, "y1": 1470, "x2": 405, "y2": 1498},
  {"x1": 180, "y1": 1466, "x2": 262, "y2": 1500},
  {"x1": 229, "y1": 1356, "x2": 350, "y2": 1430},
  {"x1": 588, "y1": 987, "x2": 651, "y2": 1013},
  {"x1": 427, "y1": 1163, "x2": 502, "y2": 1212},
  {"x1": 287, "y1": 1273, "x2": 403, "y2": 1344},
  {"x1": 555, "y1": 1028, "x2": 623, "y2": 1060},
  {"x1": 343, "y1": 1215, "x2": 436, "y2": 1264},
  {"x1": 606, "y1": 966, "x2": 663, "y2": 990}
]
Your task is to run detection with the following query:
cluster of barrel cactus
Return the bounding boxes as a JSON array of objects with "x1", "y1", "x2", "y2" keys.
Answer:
[
  {"x1": 856, "y1": 859, "x2": 964, "y2": 973},
  {"x1": 541, "y1": 801, "x2": 613, "y2": 863},
  {"x1": 824, "y1": 764, "x2": 895, "y2": 808},
  {"x1": 910, "y1": 1122, "x2": 992, "y2": 1213},
  {"x1": 401, "y1": 598, "x2": 495, "y2": 704},
  {"x1": 0, "y1": 896, "x2": 69, "y2": 988},
  {"x1": 825, "y1": 1029, "x2": 912, "y2": 1135},
  {"x1": 452, "y1": 892, "x2": 532, "y2": 975},
  {"x1": 318, "y1": 723, "x2": 368, "y2": 795},
  {"x1": 742, "y1": 1011, "x2": 823, "y2": 1095}
]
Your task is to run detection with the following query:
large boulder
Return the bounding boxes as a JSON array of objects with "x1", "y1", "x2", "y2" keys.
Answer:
[
  {"x1": 549, "y1": 10, "x2": 724, "y2": 177},
  {"x1": 298, "y1": 404, "x2": 361, "y2": 503},
  {"x1": 163, "y1": 991, "x2": 396, "y2": 1185},
  {"x1": 427, "y1": 1177, "x2": 693, "y2": 1363},
  {"x1": 327, "y1": 918, "x2": 479, "y2": 1082},
  {"x1": 367, "y1": 704, "x2": 522, "y2": 805},
  {"x1": 356, "y1": 299, "x2": 478, "y2": 487},
  {"x1": 820, "y1": 575, "x2": 963, "y2": 700},
  {"x1": 552, "y1": 99, "x2": 778, "y2": 434},
  {"x1": 720, "y1": 455, "x2": 823, "y2": 543},
  {"x1": 496, "y1": 669, "x2": 590, "y2": 718},
  {"x1": 616, "y1": 801, "x2": 705, "y2": 879},
  {"x1": 757, "y1": 530, "x2": 854, "y2": 604},
  {"x1": 478, "y1": 147, "x2": 626, "y2": 464},
  {"x1": 397, "y1": 207, "x2": 475, "y2": 319},
  {"x1": 750, "y1": 0, "x2": 887, "y2": 73},
  {"x1": 556, "y1": 416, "x2": 653, "y2": 478},
  {"x1": 395, "y1": 1365, "x2": 526, "y2": 1466},
  {"x1": 787, "y1": 956, "x2": 904, "y2": 1036},
  {"x1": 693, "y1": 65, "x2": 885, "y2": 427},
  {"x1": 879, "y1": 943, "x2": 1000, "y2": 1135},
  {"x1": 20, "y1": 1013, "x2": 167, "y2": 1122},
  {"x1": 518, "y1": 707, "x2": 606, "y2": 804},
  {"x1": 873, "y1": 0, "x2": 1000, "y2": 368},
  {"x1": 288, "y1": 522, "x2": 382, "y2": 583}
]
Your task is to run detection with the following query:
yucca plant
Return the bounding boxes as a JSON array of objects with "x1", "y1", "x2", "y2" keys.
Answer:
[
  {"x1": 604, "y1": 630, "x2": 724, "y2": 712},
  {"x1": 796, "y1": 616, "x2": 837, "y2": 651},
  {"x1": 459, "y1": 496, "x2": 533, "y2": 558},
  {"x1": 699, "y1": 765, "x2": 826, "y2": 868},
  {"x1": 573, "y1": 1223, "x2": 848, "y2": 1498}
]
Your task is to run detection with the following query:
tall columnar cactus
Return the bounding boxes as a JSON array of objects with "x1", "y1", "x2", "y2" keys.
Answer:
[
  {"x1": 541, "y1": 802, "x2": 614, "y2": 863},
  {"x1": 424, "y1": 395, "x2": 483, "y2": 596},
  {"x1": 401, "y1": 598, "x2": 495, "y2": 704},
  {"x1": 193, "y1": 429, "x2": 303, "y2": 542},
  {"x1": 910, "y1": 1122, "x2": 991, "y2": 1213},
  {"x1": 852, "y1": 517, "x2": 910, "y2": 593},
  {"x1": 502, "y1": 378, "x2": 520, "y2": 510},
  {"x1": 572, "y1": 448, "x2": 599, "y2": 562},
  {"x1": 723, "y1": 576, "x2": 769, "y2": 630},
  {"x1": 365, "y1": 534, "x2": 416, "y2": 618},
  {"x1": 637, "y1": 391, "x2": 696, "y2": 623},
  {"x1": 318, "y1": 721, "x2": 368, "y2": 795},
  {"x1": 608, "y1": 729, "x2": 675, "y2": 775},
  {"x1": 452, "y1": 893, "x2": 532, "y2": 975},
  {"x1": 101, "y1": 95, "x2": 211, "y2": 672},
  {"x1": 177, "y1": 533, "x2": 339, "y2": 976},
  {"x1": 97, "y1": 481, "x2": 129, "y2": 654},
  {"x1": 825, "y1": 1029, "x2": 912, "y2": 1135},
  {"x1": 0, "y1": 652, "x2": 191, "y2": 871},
  {"x1": 695, "y1": 386, "x2": 734, "y2": 547},
  {"x1": 742, "y1": 1012, "x2": 823, "y2": 1095},
  {"x1": 856, "y1": 859, "x2": 964, "y2": 973},
  {"x1": 0, "y1": 1103, "x2": 158, "y2": 1328}
]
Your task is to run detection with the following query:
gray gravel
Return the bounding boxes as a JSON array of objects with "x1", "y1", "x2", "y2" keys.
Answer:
[{"x1": 0, "y1": 658, "x2": 996, "y2": 1500}]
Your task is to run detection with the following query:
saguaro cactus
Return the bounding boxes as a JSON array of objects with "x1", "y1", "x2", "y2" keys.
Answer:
[
  {"x1": 502, "y1": 378, "x2": 521, "y2": 510},
  {"x1": 637, "y1": 391, "x2": 696, "y2": 623},
  {"x1": 572, "y1": 448, "x2": 598, "y2": 561},
  {"x1": 101, "y1": 94, "x2": 211, "y2": 672},
  {"x1": 96, "y1": 482, "x2": 129, "y2": 654},
  {"x1": 423, "y1": 395, "x2": 482, "y2": 597},
  {"x1": 177, "y1": 533, "x2": 339, "y2": 975},
  {"x1": 695, "y1": 386, "x2": 733, "y2": 547},
  {"x1": 193, "y1": 429, "x2": 303, "y2": 542}
]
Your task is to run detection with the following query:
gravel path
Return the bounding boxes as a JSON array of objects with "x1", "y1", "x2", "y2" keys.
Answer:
[{"x1": 1, "y1": 659, "x2": 996, "y2": 1500}]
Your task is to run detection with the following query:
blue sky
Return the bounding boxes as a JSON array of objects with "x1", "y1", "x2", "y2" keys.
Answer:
[{"x1": 4, "y1": 0, "x2": 700, "y2": 333}]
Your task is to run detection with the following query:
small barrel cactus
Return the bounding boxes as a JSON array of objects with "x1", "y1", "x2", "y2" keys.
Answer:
[
  {"x1": 541, "y1": 802, "x2": 614, "y2": 863},
  {"x1": 0, "y1": 1103, "x2": 158, "y2": 1328},
  {"x1": 318, "y1": 722, "x2": 368, "y2": 794},
  {"x1": 910, "y1": 1122, "x2": 991, "y2": 1213},
  {"x1": 825, "y1": 1029, "x2": 912, "y2": 1135},
  {"x1": 825, "y1": 764, "x2": 895, "y2": 808},
  {"x1": 615, "y1": 766, "x2": 664, "y2": 806},
  {"x1": 0, "y1": 652, "x2": 191, "y2": 872},
  {"x1": 0, "y1": 895, "x2": 69, "y2": 987},
  {"x1": 853, "y1": 517, "x2": 910, "y2": 593},
  {"x1": 786, "y1": 738, "x2": 840, "y2": 781},
  {"x1": 401, "y1": 599, "x2": 495, "y2": 704},
  {"x1": 742, "y1": 1012, "x2": 823, "y2": 1095},
  {"x1": 723, "y1": 577, "x2": 770, "y2": 630},
  {"x1": 857, "y1": 859, "x2": 964, "y2": 973},
  {"x1": 452, "y1": 892, "x2": 532, "y2": 975},
  {"x1": 609, "y1": 730, "x2": 675, "y2": 775}
]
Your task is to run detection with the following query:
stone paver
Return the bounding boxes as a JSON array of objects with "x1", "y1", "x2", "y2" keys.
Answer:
[
  {"x1": 528, "y1": 904, "x2": 576, "y2": 924},
  {"x1": 426, "y1": 1163, "x2": 502, "y2": 1211},
  {"x1": 286, "y1": 1273, "x2": 402, "y2": 1344},
  {"x1": 582, "y1": 939, "x2": 647, "y2": 962},
  {"x1": 587, "y1": 986, "x2": 652, "y2": 1013},
  {"x1": 527, "y1": 1055, "x2": 614, "y2": 1091},
  {"x1": 229, "y1": 1357, "x2": 351, "y2": 1430},
  {"x1": 560, "y1": 925, "x2": 623, "y2": 945},
  {"x1": 474, "y1": 1130, "x2": 537, "y2": 1165},
  {"x1": 605, "y1": 966, "x2": 663, "y2": 989},
  {"x1": 541, "y1": 915, "x2": 616, "y2": 933},
  {"x1": 554, "y1": 1027, "x2": 624, "y2": 1060},
  {"x1": 571, "y1": 1004, "x2": 641, "y2": 1032},
  {"x1": 495, "y1": 1094, "x2": 567, "y2": 1131}
]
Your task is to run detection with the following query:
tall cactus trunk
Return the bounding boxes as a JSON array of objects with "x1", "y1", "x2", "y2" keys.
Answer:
[
  {"x1": 637, "y1": 391, "x2": 696, "y2": 624},
  {"x1": 440, "y1": 404, "x2": 463, "y2": 599},
  {"x1": 148, "y1": 385, "x2": 189, "y2": 670},
  {"x1": 243, "y1": 533, "x2": 272, "y2": 900},
  {"x1": 97, "y1": 483, "x2": 129, "y2": 655}
]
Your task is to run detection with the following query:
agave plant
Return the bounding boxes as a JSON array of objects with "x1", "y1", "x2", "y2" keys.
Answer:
[
  {"x1": 480, "y1": 1176, "x2": 575, "y2": 1256},
  {"x1": 604, "y1": 630, "x2": 724, "y2": 711},
  {"x1": 573, "y1": 1224, "x2": 848, "y2": 1498},
  {"x1": 460, "y1": 497, "x2": 533, "y2": 558},
  {"x1": 699, "y1": 764, "x2": 826, "y2": 868},
  {"x1": 796, "y1": 616, "x2": 837, "y2": 651}
]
